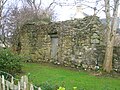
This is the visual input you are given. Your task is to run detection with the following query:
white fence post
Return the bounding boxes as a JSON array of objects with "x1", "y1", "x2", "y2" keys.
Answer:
[
  {"x1": 6, "y1": 80, "x2": 10, "y2": 90},
  {"x1": 0, "y1": 76, "x2": 2, "y2": 90},
  {"x1": 11, "y1": 76, "x2": 14, "y2": 90},
  {"x1": 20, "y1": 76, "x2": 24, "y2": 88},
  {"x1": 24, "y1": 82, "x2": 27, "y2": 90},
  {"x1": 2, "y1": 75, "x2": 5, "y2": 90},
  {"x1": 38, "y1": 87, "x2": 42, "y2": 90},
  {"x1": 18, "y1": 81, "x2": 20, "y2": 90},
  {"x1": 30, "y1": 84, "x2": 34, "y2": 90},
  {"x1": 24, "y1": 75, "x2": 29, "y2": 90},
  {"x1": 0, "y1": 74, "x2": 41, "y2": 90}
]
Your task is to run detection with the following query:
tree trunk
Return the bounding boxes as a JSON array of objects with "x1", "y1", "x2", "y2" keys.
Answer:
[
  {"x1": 103, "y1": 37, "x2": 114, "y2": 72},
  {"x1": 103, "y1": 0, "x2": 119, "y2": 73}
]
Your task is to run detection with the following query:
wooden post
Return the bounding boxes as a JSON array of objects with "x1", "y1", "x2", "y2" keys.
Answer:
[
  {"x1": 18, "y1": 81, "x2": 20, "y2": 90},
  {"x1": 30, "y1": 84, "x2": 34, "y2": 90},
  {"x1": 20, "y1": 76, "x2": 24, "y2": 89},
  {"x1": 0, "y1": 76, "x2": 2, "y2": 90},
  {"x1": 38, "y1": 87, "x2": 42, "y2": 90},
  {"x1": 2, "y1": 75, "x2": 5, "y2": 90},
  {"x1": 24, "y1": 82, "x2": 26, "y2": 90},
  {"x1": 6, "y1": 81, "x2": 9, "y2": 90},
  {"x1": 24, "y1": 75, "x2": 29, "y2": 90},
  {"x1": 10, "y1": 76, "x2": 14, "y2": 90}
]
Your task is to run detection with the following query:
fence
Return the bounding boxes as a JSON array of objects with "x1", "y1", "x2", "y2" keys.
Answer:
[{"x1": 0, "y1": 71, "x2": 41, "y2": 90}]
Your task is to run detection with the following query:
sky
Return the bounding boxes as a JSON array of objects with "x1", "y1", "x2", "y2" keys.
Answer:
[
  {"x1": 40, "y1": 0, "x2": 120, "y2": 21},
  {"x1": 6, "y1": 0, "x2": 120, "y2": 21}
]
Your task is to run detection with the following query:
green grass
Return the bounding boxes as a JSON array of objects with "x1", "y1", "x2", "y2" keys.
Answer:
[{"x1": 22, "y1": 63, "x2": 120, "y2": 90}]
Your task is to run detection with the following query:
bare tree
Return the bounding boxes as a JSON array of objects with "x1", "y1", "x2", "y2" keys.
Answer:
[
  {"x1": 75, "y1": 0, "x2": 119, "y2": 72},
  {"x1": 4, "y1": 0, "x2": 56, "y2": 53},
  {"x1": 103, "y1": 0, "x2": 119, "y2": 72},
  {"x1": 0, "y1": 0, "x2": 10, "y2": 47},
  {"x1": 21, "y1": 0, "x2": 56, "y2": 20}
]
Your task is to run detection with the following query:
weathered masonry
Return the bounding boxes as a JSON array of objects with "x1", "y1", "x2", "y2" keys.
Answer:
[{"x1": 13, "y1": 16, "x2": 120, "y2": 71}]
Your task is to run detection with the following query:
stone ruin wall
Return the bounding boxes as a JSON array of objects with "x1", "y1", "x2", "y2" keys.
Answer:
[
  {"x1": 19, "y1": 17, "x2": 120, "y2": 72},
  {"x1": 20, "y1": 23, "x2": 51, "y2": 62}
]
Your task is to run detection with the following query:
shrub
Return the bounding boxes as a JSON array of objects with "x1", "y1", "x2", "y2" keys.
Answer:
[
  {"x1": 40, "y1": 81, "x2": 58, "y2": 90},
  {"x1": 0, "y1": 48, "x2": 22, "y2": 75}
]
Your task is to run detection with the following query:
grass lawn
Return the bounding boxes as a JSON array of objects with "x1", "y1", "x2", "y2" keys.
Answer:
[{"x1": 22, "y1": 63, "x2": 120, "y2": 90}]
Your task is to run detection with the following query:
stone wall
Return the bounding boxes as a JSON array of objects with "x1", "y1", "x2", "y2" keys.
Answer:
[
  {"x1": 16, "y1": 16, "x2": 120, "y2": 72},
  {"x1": 20, "y1": 23, "x2": 51, "y2": 62},
  {"x1": 95, "y1": 45, "x2": 120, "y2": 72}
]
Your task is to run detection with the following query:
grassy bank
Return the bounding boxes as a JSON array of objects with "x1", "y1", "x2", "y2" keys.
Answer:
[{"x1": 22, "y1": 63, "x2": 120, "y2": 90}]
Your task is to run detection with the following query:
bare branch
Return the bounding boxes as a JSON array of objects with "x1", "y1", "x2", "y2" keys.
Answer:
[
  {"x1": 37, "y1": 0, "x2": 41, "y2": 10},
  {"x1": 0, "y1": 0, "x2": 7, "y2": 9}
]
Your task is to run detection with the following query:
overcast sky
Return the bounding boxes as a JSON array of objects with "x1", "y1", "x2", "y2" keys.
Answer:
[
  {"x1": 7, "y1": 0, "x2": 120, "y2": 21},
  {"x1": 41, "y1": 0, "x2": 120, "y2": 21}
]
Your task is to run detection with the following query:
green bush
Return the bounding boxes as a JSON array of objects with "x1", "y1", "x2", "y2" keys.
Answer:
[
  {"x1": 0, "y1": 48, "x2": 22, "y2": 75},
  {"x1": 40, "y1": 81, "x2": 58, "y2": 90}
]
